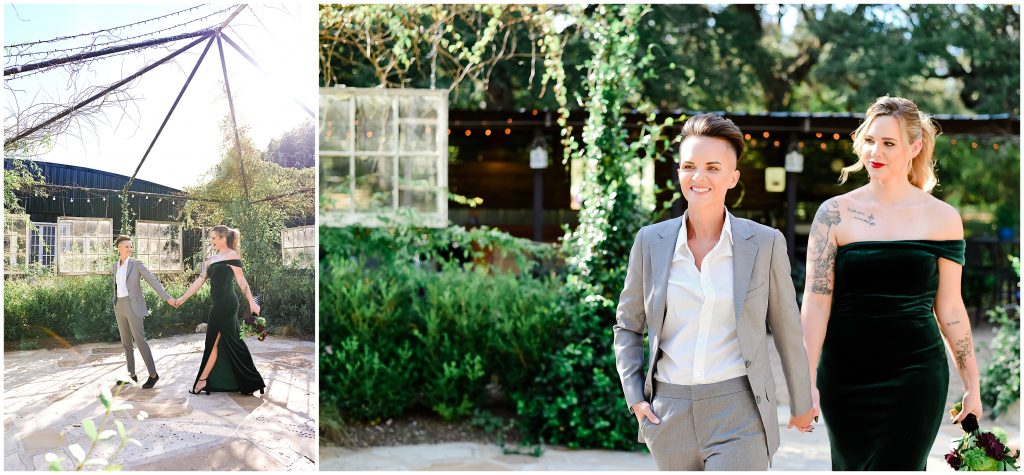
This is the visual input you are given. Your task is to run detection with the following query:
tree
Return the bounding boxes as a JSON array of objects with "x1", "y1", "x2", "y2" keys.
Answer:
[{"x1": 265, "y1": 121, "x2": 315, "y2": 169}]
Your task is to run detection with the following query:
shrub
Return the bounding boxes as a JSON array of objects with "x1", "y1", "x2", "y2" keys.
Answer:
[
  {"x1": 318, "y1": 224, "x2": 566, "y2": 423},
  {"x1": 4, "y1": 274, "x2": 209, "y2": 348}
]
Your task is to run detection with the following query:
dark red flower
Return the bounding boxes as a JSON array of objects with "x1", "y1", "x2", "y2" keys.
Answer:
[
  {"x1": 946, "y1": 451, "x2": 963, "y2": 470},
  {"x1": 977, "y1": 432, "x2": 1007, "y2": 461},
  {"x1": 961, "y1": 413, "x2": 979, "y2": 433}
]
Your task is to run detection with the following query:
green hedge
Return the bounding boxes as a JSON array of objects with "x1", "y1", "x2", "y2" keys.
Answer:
[
  {"x1": 319, "y1": 224, "x2": 566, "y2": 422},
  {"x1": 5, "y1": 267, "x2": 315, "y2": 349},
  {"x1": 4, "y1": 274, "x2": 209, "y2": 349}
]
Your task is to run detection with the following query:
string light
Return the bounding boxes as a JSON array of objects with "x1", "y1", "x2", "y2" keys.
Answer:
[
  {"x1": 815, "y1": 132, "x2": 823, "y2": 138},
  {"x1": 485, "y1": 129, "x2": 491, "y2": 136},
  {"x1": 820, "y1": 143, "x2": 827, "y2": 150},
  {"x1": 993, "y1": 143, "x2": 999, "y2": 151},
  {"x1": 744, "y1": 133, "x2": 751, "y2": 140},
  {"x1": 762, "y1": 131, "x2": 770, "y2": 139},
  {"x1": 465, "y1": 130, "x2": 471, "y2": 136},
  {"x1": 447, "y1": 128, "x2": 452, "y2": 135},
  {"x1": 951, "y1": 138, "x2": 958, "y2": 145},
  {"x1": 506, "y1": 118, "x2": 513, "y2": 124},
  {"x1": 504, "y1": 128, "x2": 511, "y2": 135},
  {"x1": 971, "y1": 142, "x2": 978, "y2": 149},
  {"x1": 798, "y1": 141, "x2": 805, "y2": 148},
  {"x1": 833, "y1": 133, "x2": 841, "y2": 140}
]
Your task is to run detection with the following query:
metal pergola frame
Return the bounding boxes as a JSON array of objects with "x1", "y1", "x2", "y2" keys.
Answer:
[{"x1": 5, "y1": 5, "x2": 316, "y2": 206}]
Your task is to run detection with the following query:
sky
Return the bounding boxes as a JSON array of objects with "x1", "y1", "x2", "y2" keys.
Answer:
[{"x1": 3, "y1": 3, "x2": 317, "y2": 190}]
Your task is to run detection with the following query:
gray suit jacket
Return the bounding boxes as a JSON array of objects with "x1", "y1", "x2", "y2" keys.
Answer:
[
  {"x1": 111, "y1": 257, "x2": 172, "y2": 318},
  {"x1": 612, "y1": 211, "x2": 812, "y2": 458}
]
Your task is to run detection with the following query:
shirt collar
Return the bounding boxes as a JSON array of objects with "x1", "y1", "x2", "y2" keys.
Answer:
[{"x1": 675, "y1": 209, "x2": 734, "y2": 259}]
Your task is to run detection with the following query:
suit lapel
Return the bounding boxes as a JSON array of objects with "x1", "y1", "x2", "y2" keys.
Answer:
[
  {"x1": 649, "y1": 217, "x2": 681, "y2": 337},
  {"x1": 730, "y1": 212, "x2": 758, "y2": 325}
]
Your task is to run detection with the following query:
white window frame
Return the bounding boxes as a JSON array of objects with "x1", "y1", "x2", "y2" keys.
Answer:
[
  {"x1": 29, "y1": 222, "x2": 57, "y2": 268},
  {"x1": 134, "y1": 220, "x2": 184, "y2": 273},
  {"x1": 56, "y1": 217, "x2": 113, "y2": 275},
  {"x1": 281, "y1": 225, "x2": 315, "y2": 269},
  {"x1": 319, "y1": 87, "x2": 448, "y2": 228},
  {"x1": 4, "y1": 214, "x2": 30, "y2": 274}
]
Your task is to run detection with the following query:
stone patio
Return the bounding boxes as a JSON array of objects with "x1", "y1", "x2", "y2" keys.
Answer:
[
  {"x1": 322, "y1": 323, "x2": 1019, "y2": 471},
  {"x1": 4, "y1": 333, "x2": 316, "y2": 471}
]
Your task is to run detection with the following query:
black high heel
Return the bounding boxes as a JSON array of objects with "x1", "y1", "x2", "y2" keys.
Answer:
[
  {"x1": 241, "y1": 387, "x2": 265, "y2": 396},
  {"x1": 189, "y1": 378, "x2": 210, "y2": 395}
]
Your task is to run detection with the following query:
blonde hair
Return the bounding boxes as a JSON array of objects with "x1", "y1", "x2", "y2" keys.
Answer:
[
  {"x1": 841, "y1": 95, "x2": 939, "y2": 192},
  {"x1": 211, "y1": 225, "x2": 242, "y2": 258}
]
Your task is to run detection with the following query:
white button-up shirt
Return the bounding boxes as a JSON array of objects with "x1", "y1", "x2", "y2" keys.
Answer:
[
  {"x1": 115, "y1": 258, "x2": 130, "y2": 298},
  {"x1": 654, "y1": 211, "x2": 746, "y2": 385}
]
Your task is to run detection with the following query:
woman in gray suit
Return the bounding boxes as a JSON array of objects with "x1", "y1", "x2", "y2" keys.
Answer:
[
  {"x1": 613, "y1": 113, "x2": 815, "y2": 470},
  {"x1": 112, "y1": 235, "x2": 176, "y2": 389}
]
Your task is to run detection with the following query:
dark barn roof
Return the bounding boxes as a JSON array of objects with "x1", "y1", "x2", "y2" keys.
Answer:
[{"x1": 5, "y1": 159, "x2": 184, "y2": 226}]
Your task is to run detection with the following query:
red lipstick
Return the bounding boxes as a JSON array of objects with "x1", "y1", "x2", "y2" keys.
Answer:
[{"x1": 869, "y1": 161, "x2": 885, "y2": 169}]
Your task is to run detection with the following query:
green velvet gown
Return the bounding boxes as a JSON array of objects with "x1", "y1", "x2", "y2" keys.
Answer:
[
  {"x1": 193, "y1": 259, "x2": 266, "y2": 395},
  {"x1": 818, "y1": 240, "x2": 965, "y2": 471}
]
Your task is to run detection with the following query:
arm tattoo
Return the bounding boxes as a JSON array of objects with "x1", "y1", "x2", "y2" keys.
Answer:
[
  {"x1": 945, "y1": 320, "x2": 961, "y2": 327},
  {"x1": 847, "y1": 207, "x2": 876, "y2": 226},
  {"x1": 954, "y1": 335, "x2": 973, "y2": 370},
  {"x1": 810, "y1": 200, "x2": 841, "y2": 295}
]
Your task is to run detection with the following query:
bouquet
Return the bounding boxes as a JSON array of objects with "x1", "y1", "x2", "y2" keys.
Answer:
[
  {"x1": 945, "y1": 402, "x2": 1019, "y2": 471},
  {"x1": 239, "y1": 296, "x2": 268, "y2": 341}
]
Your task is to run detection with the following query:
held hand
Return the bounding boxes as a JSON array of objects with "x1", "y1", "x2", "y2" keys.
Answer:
[
  {"x1": 788, "y1": 407, "x2": 816, "y2": 432},
  {"x1": 251, "y1": 303, "x2": 261, "y2": 316},
  {"x1": 953, "y1": 390, "x2": 983, "y2": 424},
  {"x1": 811, "y1": 387, "x2": 822, "y2": 423},
  {"x1": 631, "y1": 401, "x2": 661, "y2": 425},
  {"x1": 166, "y1": 298, "x2": 176, "y2": 307}
]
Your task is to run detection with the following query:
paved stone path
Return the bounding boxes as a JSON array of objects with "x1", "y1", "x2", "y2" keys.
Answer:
[
  {"x1": 322, "y1": 324, "x2": 1018, "y2": 470},
  {"x1": 4, "y1": 333, "x2": 316, "y2": 471},
  {"x1": 323, "y1": 401, "x2": 1019, "y2": 470}
]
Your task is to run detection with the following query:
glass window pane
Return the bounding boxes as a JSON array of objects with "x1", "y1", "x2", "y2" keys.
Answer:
[
  {"x1": 354, "y1": 156, "x2": 394, "y2": 212},
  {"x1": 320, "y1": 95, "x2": 353, "y2": 152},
  {"x1": 399, "y1": 123, "x2": 438, "y2": 153},
  {"x1": 355, "y1": 96, "x2": 395, "y2": 153}
]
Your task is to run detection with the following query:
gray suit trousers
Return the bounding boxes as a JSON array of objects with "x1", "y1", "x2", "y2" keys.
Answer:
[
  {"x1": 641, "y1": 377, "x2": 769, "y2": 471},
  {"x1": 114, "y1": 297, "x2": 156, "y2": 376}
]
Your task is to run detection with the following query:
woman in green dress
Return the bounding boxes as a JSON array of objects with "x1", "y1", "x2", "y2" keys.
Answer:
[
  {"x1": 175, "y1": 225, "x2": 267, "y2": 396},
  {"x1": 800, "y1": 96, "x2": 982, "y2": 470}
]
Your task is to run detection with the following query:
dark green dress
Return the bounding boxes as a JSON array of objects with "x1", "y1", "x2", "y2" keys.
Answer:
[
  {"x1": 193, "y1": 259, "x2": 266, "y2": 394},
  {"x1": 818, "y1": 240, "x2": 965, "y2": 470}
]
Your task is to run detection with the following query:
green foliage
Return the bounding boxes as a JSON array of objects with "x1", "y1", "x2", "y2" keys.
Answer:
[
  {"x1": 4, "y1": 274, "x2": 209, "y2": 348},
  {"x1": 4, "y1": 157, "x2": 46, "y2": 214},
  {"x1": 514, "y1": 5, "x2": 655, "y2": 450},
  {"x1": 179, "y1": 116, "x2": 315, "y2": 339},
  {"x1": 980, "y1": 257, "x2": 1020, "y2": 419},
  {"x1": 322, "y1": 4, "x2": 1019, "y2": 114},
  {"x1": 46, "y1": 384, "x2": 147, "y2": 471},
  {"x1": 265, "y1": 121, "x2": 315, "y2": 169},
  {"x1": 319, "y1": 5, "x2": 572, "y2": 110},
  {"x1": 933, "y1": 138, "x2": 1020, "y2": 236},
  {"x1": 319, "y1": 225, "x2": 565, "y2": 423}
]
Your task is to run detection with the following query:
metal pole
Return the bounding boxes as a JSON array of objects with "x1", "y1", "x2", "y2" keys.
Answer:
[
  {"x1": 216, "y1": 33, "x2": 251, "y2": 202},
  {"x1": 124, "y1": 35, "x2": 217, "y2": 193},
  {"x1": 219, "y1": 33, "x2": 315, "y2": 118},
  {"x1": 533, "y1": 168, "x2": 544, "y2": 242},
  {"x1": 4, "y1": 29, "x2": 214, "y2": 77},
  {"x1": 786, "y1": 132, "x2": 798, "y2": 265},
  {"x1": 5, "y1": 33, "x2": 212, "y2": 147}
]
